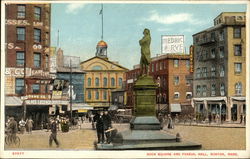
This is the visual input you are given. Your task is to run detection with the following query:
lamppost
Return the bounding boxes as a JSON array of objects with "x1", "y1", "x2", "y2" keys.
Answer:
[{"x1": 157, "y1": 76, "x2": 161, "y2": 117}]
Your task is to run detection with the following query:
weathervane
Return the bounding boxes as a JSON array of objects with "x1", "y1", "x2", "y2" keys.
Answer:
[{"x1": 99, "y1": 4, "x2": 104, "y2": 40}]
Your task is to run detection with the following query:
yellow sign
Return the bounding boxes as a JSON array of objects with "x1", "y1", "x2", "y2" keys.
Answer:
[{"x1": 78, "y1": 109, "x2": 87, "y2": 113}]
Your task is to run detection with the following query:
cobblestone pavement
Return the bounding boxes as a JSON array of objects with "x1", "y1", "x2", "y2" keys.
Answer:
[{"x1": 5, "y1": 122, "x2": 246, "y2": 150}]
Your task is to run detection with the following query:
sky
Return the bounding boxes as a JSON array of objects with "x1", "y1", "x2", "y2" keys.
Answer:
[{"x1": 51, "y1": 3, "x2": 247, "y2": 69}]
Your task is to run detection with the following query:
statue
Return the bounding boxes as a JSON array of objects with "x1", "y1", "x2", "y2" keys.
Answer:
[{"x1": 139, "y1": 28, "x2": 151, "y2": 76}]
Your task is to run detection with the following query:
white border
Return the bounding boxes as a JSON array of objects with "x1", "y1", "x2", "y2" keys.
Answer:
[{"x1": 1, "y1": 0, "x2": 250, "y2": 158}]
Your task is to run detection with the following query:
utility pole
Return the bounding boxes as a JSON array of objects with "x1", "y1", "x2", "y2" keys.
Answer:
[
  {"x1": 23, "y1": 42, "x2": 27, "y2": 120},
  {"x1": 70, "y1": 58, "x2": 72, "y2": 120}
]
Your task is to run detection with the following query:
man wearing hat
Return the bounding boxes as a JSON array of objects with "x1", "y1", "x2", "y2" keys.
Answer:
[
  {"x1": 94, "y1": 111, "x2": 104, "y2": 144},
  {"x1": 49, "y1": 117, "x2": 59, "y2": 148}
]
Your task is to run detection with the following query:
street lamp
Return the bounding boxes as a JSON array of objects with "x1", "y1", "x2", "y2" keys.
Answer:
[{"x1": 157, "y1": 76, "x2": 161, "y2": 117}]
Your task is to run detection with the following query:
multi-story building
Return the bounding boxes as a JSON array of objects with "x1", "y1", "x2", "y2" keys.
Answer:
[
  {"x1": 54, "y1": 48, "x2": 87, "y2": 116},
  {"x1": 192, "y1": 12, "x2": 246, "y2": 122},
  {"x1": 5, "y1": 4, "x2": 53, "y2": 128},
  {"x1": 80, "y1": 40, "x2": 128, "y2": 109},
  {"x1": 126, "y1": 54, "x2": 193, "y2": 116}
]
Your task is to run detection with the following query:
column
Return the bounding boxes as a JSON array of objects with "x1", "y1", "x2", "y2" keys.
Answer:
[
  {"x1": 226, "y1": 97, "x2": 232, "y2": 122},
  {"x1": 204, "y1": 100, "x2": 208, "y2": 121}
]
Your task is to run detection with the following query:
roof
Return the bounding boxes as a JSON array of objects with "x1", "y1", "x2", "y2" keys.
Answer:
[
  {"x1": 57, "y1": 67, "x2": 85, "y2": 73},
  {"x1": 151, "y1": 54, "x2": 190, "y2": 61},
  {"x1": 80, "y1": 56, "x2": 129, "y2": 71},
  {"x1": 97, "y1": 40, "x2": 108, "y2": 47}
]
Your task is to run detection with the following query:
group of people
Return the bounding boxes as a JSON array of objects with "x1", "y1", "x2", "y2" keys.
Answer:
[
  {"x1": 158, "y1": 114, "x2": 178, "y2": 129},
  {"x1": 5, "y1": 116, "x2": 34, "y2": 134},
  {"x1": 93, "y1": 111, "x2": 112, "y2": 144}
]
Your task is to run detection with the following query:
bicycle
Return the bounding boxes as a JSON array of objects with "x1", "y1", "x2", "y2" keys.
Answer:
[{"x1": 5, "y1": 131, "x2": 20, "y2": 147}]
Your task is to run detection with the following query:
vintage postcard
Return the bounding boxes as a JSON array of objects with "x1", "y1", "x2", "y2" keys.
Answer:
[{"x1": 1, "y1": 0, "x2": 249, "y2": 158}]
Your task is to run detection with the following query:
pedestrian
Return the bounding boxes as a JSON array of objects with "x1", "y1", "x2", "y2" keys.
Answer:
[
  {"x1": 7, "y1": 117, "x2": 18, "y2": 140},
  {"x1": 174, "y1": 114, "x2": 179, "y2": 125},
  {"x1": 183, "y1": 115, "x2": 187, "y2": 124},
  {"x1": 188, "y1": 114, "x2": 192, "y2": 126},
  {"x1": 94, "y1": 111, "x2": 105, "y2": 144},
  {"x1": 19, "y1": 118, "x2": 26, "y2": 134},
  {"x1": 215, "y1": 114, "x2": 220, "y2": 125},
  {"x1": 5, "y1": 116, "x2": 10, "y2": 128},
  {"x1": 240, "y1": 114, "x2": 243, "y2": 124},
  {"x1": 26, "y1": 117, "x2": 33, "y2": 134},
  {"x1": 167, "y1": 114, "x2": 173, "y2": 129},
  {"x1": 243, "y1": 114, "x2": 246, "y2": 125},
  {"x1": 158, "y1": 113, "x2": 164, "y2": 129},
  {"x1": 49, "y1": 118, "x2": 60, "y2": 148},
  {"x1": 208, "y1": 113, "x2": 212, "y2": 125},
  {"x1": 103, "y1": 111, "x2": 112, "y2": 144}
]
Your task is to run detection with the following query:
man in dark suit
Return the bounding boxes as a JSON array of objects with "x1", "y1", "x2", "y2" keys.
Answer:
[
  {"x1": 94, "y1": 111, "x2": 104, "y2": 144},
  {"x1": 103, "y1": 111, "x2": 112, "y2": 144},
  {"x1": 49, "y1": 118, "x2": 59, "y2": 148}
]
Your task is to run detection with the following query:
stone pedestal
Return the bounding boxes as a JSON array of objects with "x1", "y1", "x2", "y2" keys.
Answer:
[{"x1": 96, "y1": 75, "x2": 201, "y2": 150}]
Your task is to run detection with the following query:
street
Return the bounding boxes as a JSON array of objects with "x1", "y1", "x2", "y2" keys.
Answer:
[{"x1": 5, "y1": 123, "x2": 245, "y2": 150}]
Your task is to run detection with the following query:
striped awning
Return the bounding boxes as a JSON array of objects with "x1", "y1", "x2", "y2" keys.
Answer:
[{"x1": 5, "y1": 96, "x2": 23, "y2": 106}]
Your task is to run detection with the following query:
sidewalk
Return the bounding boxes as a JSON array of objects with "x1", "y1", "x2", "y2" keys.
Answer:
[{"x1": 176, "y1": 122, "x2": 246, "y2": 128}]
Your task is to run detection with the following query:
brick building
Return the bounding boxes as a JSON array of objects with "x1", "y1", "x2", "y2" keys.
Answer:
[
  {"x1": 192, "y1": 12, "x2": 246, "y2": 122},
  {"x1": 126, "y1": 54, "x2": 193, "y2": 116},
  {"x1": 5, "y1": 3, "x2": 53, "y2": 129}
]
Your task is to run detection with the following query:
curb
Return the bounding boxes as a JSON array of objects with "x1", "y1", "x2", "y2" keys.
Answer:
[{"x1": 176, "y1": 124, "x2": 246, "y2": 128}]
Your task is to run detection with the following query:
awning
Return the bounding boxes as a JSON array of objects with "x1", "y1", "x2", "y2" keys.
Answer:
[
  {"x1": 170, "y1": 104, "x2": 181, "y2": 112},
  {"x1": 72, "y1": 103, "x2": 93, "y2": 111},
  {"x1": 5, "y1": 96, "x2": 23, "y2": 106},
  {"x1": 108, "y1": 105, "x2": 118, "y2": 111},
  {"x1": 231, "y1": 96, "x2": 245, "y2": 101},
  {"x1": 192, "y1": 96, "x2": 227, "y2": 102}
]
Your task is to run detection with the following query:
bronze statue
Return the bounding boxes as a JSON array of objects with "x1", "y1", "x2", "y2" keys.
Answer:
[{"x1": 139, "y1": 28, "x2": 151, "y2": 76}]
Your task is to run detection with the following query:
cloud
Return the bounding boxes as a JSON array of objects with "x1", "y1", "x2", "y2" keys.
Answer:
[
  {"x1": 66, "y1": 4, "x2": 87, "y2": 14},
  {"x1": 145, "y1": 10, "x2": 205, "y2": 25}
]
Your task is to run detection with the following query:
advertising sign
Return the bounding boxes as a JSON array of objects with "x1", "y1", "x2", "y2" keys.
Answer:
[{"x1": 162, "y1": 35, "x2": 184, "y2": 54}]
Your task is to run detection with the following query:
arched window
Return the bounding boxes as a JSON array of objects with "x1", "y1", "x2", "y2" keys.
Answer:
[
  {"x1": 220, "y1": 66, "x2": 225, "y2": 77},
  {"x1": 88, "y1": 90, "x2": 91, "y2": 100},
  {"x1": 103, "y1": 77, "x2": 107, "y2": 87},
  {"x1": 92, "y1": 65, "x2": 102, "y2": 70},
  {"x1": 119, "y1": 78, "x2": 122, "y2": 86},
  {"x1": 103, "y1": 91, "x2": 107, "y2": 100},
  {"x1": 235, "y1": 82, "x2": 242, "y2": 95},
  {"x1": 88, "y1": 78, "x2": 91, "y2": 86},
  {"x1": 95, "y1": 78, "x2": 99, "y2": 86},
  {"x1": 111, "y1": 78, "x2": 115, "y2": 87},
  {"x1": 95, "y1": 91, "x2": 99, "y2": 100},
  {"x1": 220, "y1": 83, "x2": 225, "y2": 96}
]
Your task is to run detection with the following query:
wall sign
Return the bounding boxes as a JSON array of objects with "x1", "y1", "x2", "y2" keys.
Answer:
[{"x1": 162, "y1": 35, "x2": 184, "y2": 54}]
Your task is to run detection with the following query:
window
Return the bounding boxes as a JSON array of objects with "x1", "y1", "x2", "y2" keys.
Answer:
[
  {"x1": 186, "y1": 60, "x2": 190, "y2": 69},
  {"x1": 111, "y1": 78, "x2": 115, "y2": 86},
  {"x1": 159, "y1": 62, "x2": 162, "y2": 70},
  {"x1": 88, "y1": 90, "x2": 91, "y2": 99},
  {"x1": 220, "y1": 65, "x2": 225, "y2": 77},
  {"x1": 211, "y1": 66, "x2": 216, "y2": 77},
  {"x1": 92, "y1": 65, "x2": 102, "y2": 70},
  {"x1": 103, "y1": 77, "x2": 107, "y2": 87},
  {"x1": 234, "y1": 63, "x2": 242, "y2": 74},
  {"x1": 235, "y1": 82, "x2": 242, "y2": 95},
  {"x1": 34, "y1": 53, "x2": 41, "y2": 68},
  {"x1": 220, "y1": 83, "x2": 225, "y2": 96},
  {"x1": 174, "y1": 92, "x2": 180, "y2": 99},
  {"x1": 174, "y1": 60, "x2": 179, "y2": 67},
  {"x1": 211, "y1": 48, "x2": 216, "y2": 58},
  {"x1": 202, "y1": 67, "x2": 208, "y2": 78},
  {"x1": 156, "y1": 63, "x2": 159, "y2": 71},
  {"x1": 45, "y1": 84, "x2": 49, "y2": 93},
  {"x1": 17, "y1": 27, "x2": 25, "y2": 40},
  {"x1": 219, "y1": 30, "x2": 224, "y2": 41},
  {"x1": 234, "y1": 27, "x2": 241, "y2": 38},
  {"x1": 103, "y1": 91, "x2": 107, "y2": 100},
  {"x1": 174, "y1": 76, "x2": 179, "y2": 85},
  {"x1": 45, "y1": 55, "x2": 49, "y2": 70},
  {"x1": 186, "y1": 78, "x2": 191, "y2": 86},
  {"x1": 95, "y1": 91, "x2": 99, "y2": 100},
  {"x1": 15, "y1": 78, "x2": 24, "y2": 95},
  {"x1": 34, "y1": 6, "x2": 41, "y2": 21},
  {"x1": 88, "y1": 78, "x2": 91, "y2": 86},
  {"x1": 219, "y1": 47, "x2": 224, "y2": 58},
  {"x1": 163, "y1": 62, "x2": 166, "y2": 69},
  {"x1": 16, "y1": 51, "x2": 24, "y2": 66},
  {"x1": 34, "y1": 29, "x2": 41, "y2": 42},
  {"x1": 151, "y1": 64, "x2": 154, "y2": 72},
  {"x1": 202, "y1": 85, "x2": 207, "y2": 96},
  {"x1": 186, "y1": 92, "x2": 192, "y2": 99},
  {"x1": 196, "y1": 85, "x2": 201, "y2": 96},
  {"x1": 196, "y1": 68, "x2": 201, "y2": 78},
  {"x1": 211, "y1": 84, "x2": 216, "y2": 96},
  {"x1": 32, "y1": 84, "x2": 40, "y2": 93},
  {"x1": 95, "y1": 78, "x2": 99, "y2": 86},
  {"x1": 119, "y1": 78, "x2": 122, "y2": 86},
  {"x1": 17, "y1": 5, "x2": 25, "y2": 18},
  {"x1": 234, "y1": 45, "x2": 242, "y2": 56}
]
